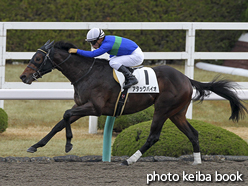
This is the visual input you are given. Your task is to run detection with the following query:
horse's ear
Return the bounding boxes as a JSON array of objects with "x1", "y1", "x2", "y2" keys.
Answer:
[
  {"x1": 45, "y1": 40, "x2": 54, "y2": 50},
  {"x1": 44, "y1": 40, "x2": 50, "y2": 46}
]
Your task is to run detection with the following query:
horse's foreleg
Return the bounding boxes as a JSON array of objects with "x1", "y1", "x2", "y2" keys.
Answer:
[
  {"x1": 121, "y1": 114, "x2": 166, "y2": 166},
  {"x1": 27, "y1": 119, "x2": 66, "y2": 153},
  {"x1": 65, "y1": 121, "x2": 73, "y2": 153},
  {"x1": 62, "y1": 101, "x2": 102, "y2": 153},
  {"x1": 64, "y1": 111, "x2": 73, "y2": 153},
  {"x1": 27, "y1": 115, "x2": 80, "y2": 153}
]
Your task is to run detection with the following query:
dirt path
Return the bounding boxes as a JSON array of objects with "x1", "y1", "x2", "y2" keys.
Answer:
[
  {"x1": 223, "y1": 127, "x2": 248, "y2": 143},
  {"x1": 0, "y1": 160, "x2": 247, "y2": 186}
]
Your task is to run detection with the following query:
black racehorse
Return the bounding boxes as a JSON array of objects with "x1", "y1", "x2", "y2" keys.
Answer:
[{"x1": 20, "y1": 40, "x2": 248, "y2": 165}]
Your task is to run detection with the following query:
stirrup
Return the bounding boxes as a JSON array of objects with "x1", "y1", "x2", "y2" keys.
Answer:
[
  {"x1": 123, "y1": 78, "x2": 138, "y2": 89},
  {"x1": 128, "y1": 65, "x2": 143, "y2": 73}
]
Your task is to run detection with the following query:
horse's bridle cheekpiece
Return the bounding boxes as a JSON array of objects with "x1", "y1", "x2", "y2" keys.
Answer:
[{"x1": 28, "y1": 40, "x2": 71, "y2": 80}]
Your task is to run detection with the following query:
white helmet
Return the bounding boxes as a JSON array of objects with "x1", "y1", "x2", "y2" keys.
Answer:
[{"x1": 85, "y1": 28, "x2": 105, "y2": 42}]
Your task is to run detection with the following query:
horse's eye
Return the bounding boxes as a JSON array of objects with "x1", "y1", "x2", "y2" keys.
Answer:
[{"x1": 36, "y1": 57, "x2": 41, "y2": 61}]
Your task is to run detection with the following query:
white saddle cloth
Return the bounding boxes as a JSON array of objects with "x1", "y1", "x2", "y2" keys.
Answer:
[{"x1": 114, "y1": 67, "x2": 159, "y2": 93}]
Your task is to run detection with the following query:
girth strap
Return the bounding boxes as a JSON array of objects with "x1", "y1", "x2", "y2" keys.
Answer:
[{"x1": 113, "y1": 89, "x2": 129, "y2": 117}]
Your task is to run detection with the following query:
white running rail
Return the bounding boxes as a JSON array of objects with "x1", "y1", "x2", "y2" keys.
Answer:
[{"x1": 0, "y1": 22, "x2": 248, "y2": 133}]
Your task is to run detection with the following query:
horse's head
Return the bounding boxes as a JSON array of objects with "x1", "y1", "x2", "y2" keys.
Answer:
[{"x1": 20, "y1": 40, "x2": 55, "y2": 84}]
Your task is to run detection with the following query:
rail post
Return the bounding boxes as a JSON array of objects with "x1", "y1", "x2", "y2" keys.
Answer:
[
  {"x1": 0, "y1": 22, "x2": 6, "y2": 108},
  {"x1": 102, "y1": 116, "x2": 116, "y2": 162}
]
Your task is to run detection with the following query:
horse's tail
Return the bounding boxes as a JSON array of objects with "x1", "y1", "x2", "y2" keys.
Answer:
[{"x1": 189, "y1": 77, "x2": 248, "y2": 122}]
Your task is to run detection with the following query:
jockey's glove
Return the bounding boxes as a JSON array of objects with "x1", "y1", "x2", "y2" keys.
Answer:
[{"x1": 68, "y1": 48, "x2": 78, "y2": 53}]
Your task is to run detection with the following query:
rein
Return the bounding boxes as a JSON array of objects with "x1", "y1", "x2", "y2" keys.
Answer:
[
  {"x1": 71, "y1": 58, "x2": 96, "y2": 85},
  {"x1": 39, "y1": 48, "x2": 72, "y2": 70},
  {"x1": 52, "y1": 53, "x2": 72, "y2": 70}
]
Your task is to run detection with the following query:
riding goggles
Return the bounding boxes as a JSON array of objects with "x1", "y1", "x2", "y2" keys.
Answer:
[{"x1": 89, "y1": 39, "x2": 98, "y2": 45}]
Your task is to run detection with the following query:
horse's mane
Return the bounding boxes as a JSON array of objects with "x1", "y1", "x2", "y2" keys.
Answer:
[
  {"x1": 54, "y1": 41, "x2": 78, "y2": 51},
  {"x1": 54, "y1": 41, "x2": 109, "y2": 64}
]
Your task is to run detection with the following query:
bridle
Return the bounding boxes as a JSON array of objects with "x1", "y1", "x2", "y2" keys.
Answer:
[
  {"x1": 28, "y1": 47, "x2": 71, "y2": 80},
  {"x1": 27, "y1": 45, "x2": 96, "y2": 85}
]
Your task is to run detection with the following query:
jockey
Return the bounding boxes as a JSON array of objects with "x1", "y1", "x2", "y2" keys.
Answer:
[{"x1": 69, "y1": 28, "x2": 144, "y2": 89}]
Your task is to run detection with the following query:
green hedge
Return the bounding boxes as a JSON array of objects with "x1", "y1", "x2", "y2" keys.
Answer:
[
  {"x1": 0, "y1": 108, "x2": 8, "y2": 133},
  {"x1": 112, "y1": 119, "x2": 248, "y2": 157},
  {"x1": 1, "y1": 0, "x2": 247, "y2": 62},
  {"x1": 98, "y1": 106, "x2": 154, "y2": 132}
]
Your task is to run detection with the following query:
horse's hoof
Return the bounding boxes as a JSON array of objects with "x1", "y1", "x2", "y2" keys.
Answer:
[
  {"x1": 65, "y1": 143, "x2": 73, "y2": 153},
  {"x1": 120, "y1": 160, "x2": 129, "y2": 166},
  {"x1": 192, "y1": 162, "x2": 202, "y2": 166},
  {"x1": 27, "y1": 146, "x2": 37, "y2": 153}
]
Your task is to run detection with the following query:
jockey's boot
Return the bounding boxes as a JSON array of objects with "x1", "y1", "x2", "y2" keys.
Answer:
[{"x1": 118, "y1": 65, "x2": 138, "y2": 89}]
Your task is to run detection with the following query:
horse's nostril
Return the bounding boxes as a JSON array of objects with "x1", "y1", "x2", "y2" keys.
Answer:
[{"x1": 20, "y1": 75, "x2": 26, "y2": 81}]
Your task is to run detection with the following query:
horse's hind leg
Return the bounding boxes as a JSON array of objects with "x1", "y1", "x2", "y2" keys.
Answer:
[
  {"x1": 122, "y1": 113, "x2": 167, "y2": 166},
  {"x1": 170, "y1": 112, "x2": 201, "y2": 165}
]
